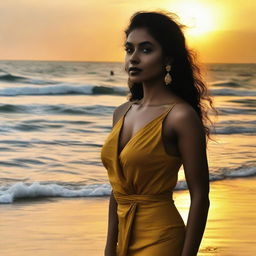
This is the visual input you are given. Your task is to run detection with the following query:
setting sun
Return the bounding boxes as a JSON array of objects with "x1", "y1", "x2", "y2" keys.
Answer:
[{"x1": 168, "y1": 1, "x2": 220, "y2": 37}]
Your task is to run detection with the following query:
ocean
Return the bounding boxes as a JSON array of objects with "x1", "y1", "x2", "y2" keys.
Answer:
[{"x1": 0, "y1": 60, "x2": 255, "y2": 204}]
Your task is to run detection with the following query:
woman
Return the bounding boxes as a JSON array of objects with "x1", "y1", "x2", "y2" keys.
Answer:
[{"x1": 101, "y1": 10, "x2": 217, "y2": 256}]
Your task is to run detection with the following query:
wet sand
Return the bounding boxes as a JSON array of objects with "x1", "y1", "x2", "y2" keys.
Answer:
[{"x1": 0, "y1": 177, "x2": 255, "y2": 256}]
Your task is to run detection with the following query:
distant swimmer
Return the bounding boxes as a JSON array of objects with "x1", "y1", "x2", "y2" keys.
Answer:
[{"x1": 110, "y1": 70, "x2": 114, "y2": 76}]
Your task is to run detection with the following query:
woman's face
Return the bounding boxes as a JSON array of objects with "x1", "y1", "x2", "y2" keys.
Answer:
[{"x1": 124, "y1": 28, "x2": 167, "y2": 84}]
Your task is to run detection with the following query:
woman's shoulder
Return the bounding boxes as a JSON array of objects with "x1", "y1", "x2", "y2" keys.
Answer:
[
  {"x1": 170, "y1": 100, "x2": 204, "y2": 136},
  {"x1": 114, "y1": 100, "x2": 135, "y2": 114},
  {"x1": 172, "y1": 100, "x2": 199, "y2": 120},
  {"x1": 112, "y1": 100, "x2": 137, "y2": 126}
]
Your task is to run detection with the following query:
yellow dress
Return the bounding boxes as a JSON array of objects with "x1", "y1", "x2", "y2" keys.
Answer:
[{"x1": 101, "y1": 101, "x2": 185, "y2": 256}]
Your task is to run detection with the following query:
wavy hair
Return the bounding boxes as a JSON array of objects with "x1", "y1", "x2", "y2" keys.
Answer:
[{"x1": 124, "y1": 10, "x2": 218, "y2": 145}]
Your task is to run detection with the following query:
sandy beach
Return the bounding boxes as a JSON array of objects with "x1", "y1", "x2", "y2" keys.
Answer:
[{"x1": 0, "y1": 177, "x2": 255, "y2": 256}]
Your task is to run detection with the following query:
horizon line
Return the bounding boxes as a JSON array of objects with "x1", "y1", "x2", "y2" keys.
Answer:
[{"x1": 0, "y1": 59, "x2": 255, "y2": 64}]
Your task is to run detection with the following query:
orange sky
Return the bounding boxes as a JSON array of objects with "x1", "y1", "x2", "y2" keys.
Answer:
[{"x1": 0, "y1": 0, "x2": 255, "y2": 63}]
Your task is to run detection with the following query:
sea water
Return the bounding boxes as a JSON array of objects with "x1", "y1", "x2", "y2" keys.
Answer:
[{"x1": 0, "y1": 60, "x2": 255, "y2": 204}]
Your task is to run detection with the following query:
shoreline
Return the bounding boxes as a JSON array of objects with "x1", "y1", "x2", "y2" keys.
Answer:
[{"x1": 0, "y1": 177, "x2": 255, "y2": 256}]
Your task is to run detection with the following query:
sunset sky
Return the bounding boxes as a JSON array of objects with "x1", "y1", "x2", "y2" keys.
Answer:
[{"x1": 0, "y1": 0, "x2": 255, "y2": 63}]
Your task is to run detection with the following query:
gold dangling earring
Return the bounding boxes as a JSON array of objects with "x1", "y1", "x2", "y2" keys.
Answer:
[{"x1": 164, "y1": 64, "x2": 172, "y2": 85}]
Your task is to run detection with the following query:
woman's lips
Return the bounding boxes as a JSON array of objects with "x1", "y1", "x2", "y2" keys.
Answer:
[{"x1": 129, "y1": 69, "x2": 142, "y2": 75}]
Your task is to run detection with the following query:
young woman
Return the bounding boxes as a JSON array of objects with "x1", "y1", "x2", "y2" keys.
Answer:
[{"x1": 101, "y1": 10, "x2": 217, "y2": 256}]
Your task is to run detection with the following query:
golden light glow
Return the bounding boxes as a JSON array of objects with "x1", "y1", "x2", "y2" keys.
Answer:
[
  {"x1": 168, "y1": 1, "x2": 219, "y2": 37},
  {"x1": 0, "y1": 0, "x2": 255, "y2": 63}
]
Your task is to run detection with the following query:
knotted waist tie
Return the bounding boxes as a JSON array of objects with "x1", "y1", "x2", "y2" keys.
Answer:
[{"x1": 113, "y1": 191, "x2": 174, "y2": 256}]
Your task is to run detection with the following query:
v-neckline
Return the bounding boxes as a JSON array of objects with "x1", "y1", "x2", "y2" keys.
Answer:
[{"x1": 117, "y1": 102, "x2": 175, "y2": 158}]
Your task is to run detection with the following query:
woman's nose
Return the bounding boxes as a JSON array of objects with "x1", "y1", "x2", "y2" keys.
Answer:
[{"x1": 130, "y1": 49, "x2": 140, "y2": 63}]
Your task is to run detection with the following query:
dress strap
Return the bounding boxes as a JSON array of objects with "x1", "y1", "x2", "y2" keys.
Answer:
[
  {"x1": 123, "y1": 101, "x2": 134, "y2": 116},
  {"x1": 161, "y1": 102, "x2": 179, "y2": 119}
]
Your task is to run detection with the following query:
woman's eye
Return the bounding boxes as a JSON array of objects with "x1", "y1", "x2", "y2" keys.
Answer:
[
  {"x1": 143, "y1": 48, "x2": 152, "y2": 53},
  {"x1": 124, "y1": 48, "x2": 152, "y2": 54},
  {"x1": 125, "y1": 48, "x2": 132, "y2": 53}
]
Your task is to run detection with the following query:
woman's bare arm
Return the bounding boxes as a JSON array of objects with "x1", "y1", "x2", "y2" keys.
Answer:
[
  {"x1": 173, "y1": 104, "x2": 210, "y2": 256},
  {"x1": 104, "y1": 190, "x2": 118, "y2": 255},
  {"x1": 104, "y1": 105, "x2": 124, "y2": 255}
]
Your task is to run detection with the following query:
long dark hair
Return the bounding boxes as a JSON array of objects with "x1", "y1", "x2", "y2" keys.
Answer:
[{"x1": 124, "y1": 10, "x2": 218, "y2": 145}]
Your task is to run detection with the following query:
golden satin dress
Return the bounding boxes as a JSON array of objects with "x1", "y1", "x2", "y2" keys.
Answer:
[{"x1": 101, "y1": 102, "x2": 185, "y2": 256}]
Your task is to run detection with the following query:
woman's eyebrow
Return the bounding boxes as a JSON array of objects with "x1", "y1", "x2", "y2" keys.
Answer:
[{"x1": 124, "y1": 41, "x2": 154, "y2": 47}]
